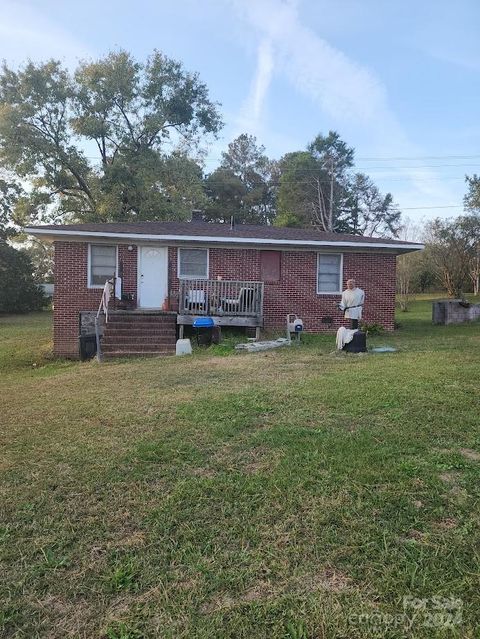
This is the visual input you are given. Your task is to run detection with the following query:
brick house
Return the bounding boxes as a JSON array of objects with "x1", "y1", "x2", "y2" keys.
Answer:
[{"x1": 26, "y1": 220, "x2": 423, "y2": 358}]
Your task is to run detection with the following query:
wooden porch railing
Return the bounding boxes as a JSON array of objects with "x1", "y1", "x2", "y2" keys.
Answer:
[{"x1": 178, "y1": 279, "x2": 264, "y2": 319}]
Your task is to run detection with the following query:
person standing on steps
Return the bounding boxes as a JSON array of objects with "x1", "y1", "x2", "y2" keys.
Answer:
[{"x1": 339, "y1": 279, "x2": 365, "y2": 330}]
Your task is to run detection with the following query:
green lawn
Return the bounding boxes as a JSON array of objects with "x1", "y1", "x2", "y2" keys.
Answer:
[{"x1": 1, "y1": 299, "x2": 479, "y2": 638}]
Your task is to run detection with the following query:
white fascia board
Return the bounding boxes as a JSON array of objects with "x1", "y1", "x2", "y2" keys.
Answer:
[{"x1": 23, "y1": 227, "x2": 425, "y2": 252}]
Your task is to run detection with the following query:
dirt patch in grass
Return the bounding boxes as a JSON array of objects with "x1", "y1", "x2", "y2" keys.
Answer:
[
  {"x1": 295, "y1": 568, "x2": 350, "y2": 594},
  {"x1": 438, "y1": 471, "x2": 469, "y2": 502},
  {"x1": 459, "y1": 448, "x2": 480, "y2": 461},
  {"x1": 439, "y1": 471, "x2": 461, "y2": 484},
  {"x1": 200, "y1": 568, "x2": 350, "y2": 614},
  {"x1": 113, "y1": 531, "x2": 146, "y2": 548},
  {"x1": 211, "y1": 441, "x2": 282, "y2": 475},
  {"x1": 433, "y1": 518, "x2": 458, "y2": 530},
  {"x1": 448, "y1": 484, "x2": 469, "y2": 503},
  {"x1": 242, "y1": 445, "x2": 281, "y2": 474},
  {"x1": 189, "y1": 466, "x2": 217, "y2": 479},
  {"x1": 34, "y1": 595, "x2": 96, "y2": 639}
]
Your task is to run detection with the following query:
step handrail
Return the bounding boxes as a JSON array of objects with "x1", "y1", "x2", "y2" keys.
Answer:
[{"x1": 95, "y1": 278, "x2": 114, "y2": 362}]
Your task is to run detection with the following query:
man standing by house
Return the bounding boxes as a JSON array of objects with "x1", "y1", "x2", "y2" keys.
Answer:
[{"x1": 339, "y1": 279, "x2": 364, "y2": 329}]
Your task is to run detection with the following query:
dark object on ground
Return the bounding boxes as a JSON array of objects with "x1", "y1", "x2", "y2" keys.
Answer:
[
  {"x1": 212, "y1": 326, "x2": 221, "y2": 344},
  {"x1": 459, "y1": 299, "x2": 471, "y2": 308},
  {"x1": 193, "y1": 317, "x2": 215, "y2": 346},
  {"x1": 343, "y1": 331, "x2": 367, "y2": 353},
  {"x1": 79, "y1": 333, "x2": 97, "y2": 360}
]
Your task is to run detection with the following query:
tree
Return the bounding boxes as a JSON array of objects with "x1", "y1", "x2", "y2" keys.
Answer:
[
  {"x1": 0, "y1": 50, "x2": 222, "y2": 225},
  {"x1": 397, "y1": 252, "x2": 414, "y2": 311},
  {"x1": 276, "y1": 151, "x2": 328, "y2": 228},
  {"x1": 276, "y1": 131, "x2": 400, "y2": 236},
  {"x1": 464, "y1": 174, "x2": 480, "y2": 212},
  {"x1": 426, "y1": 214, "x2": 480, "y2": 297},
  {"x1": 464, "y1": 176, "x2": 480, "y2": 294},
  {"x1": 0, "y1": 177, "x2": 23, "y2": 239},
  {"x1": 307, "y1": 131, "x2": 356, "y2": 231},
  {"x1": 0, "y1": 240, "x2": 46, "y2": 312},
  {"x1": 20, "y1": 241, "x2": 54, "y2": 283},
  {"x1": 344, "y1": 173, "x2": 401, "y2": 237},
  {"x1": 204, "y1": 134, "x2": 278, "y2": 224},
  {"x1": 396, "y1": 219, "x2": 422, "y2": 311}
]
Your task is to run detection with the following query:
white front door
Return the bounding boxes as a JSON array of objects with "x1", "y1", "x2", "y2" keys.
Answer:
[{"x1": 138, "y1": 246, "x2": 168, "y2": 308}]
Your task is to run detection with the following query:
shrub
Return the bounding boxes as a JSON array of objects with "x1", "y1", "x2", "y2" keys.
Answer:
[
  {"x1": 0, "y1": 241, "x2": 46, "y2": 313},
  {"x1": 360, "y1": 321, "x2": 384, "y2": 335}
]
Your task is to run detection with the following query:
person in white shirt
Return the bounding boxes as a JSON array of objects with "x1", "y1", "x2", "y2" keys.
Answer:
[{"x1": 339, "y1": 279, "x2": 365, "y2": 329}]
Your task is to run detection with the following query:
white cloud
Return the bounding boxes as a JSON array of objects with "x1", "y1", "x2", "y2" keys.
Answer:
[
  {"x1": 236, "y1": 37, "x2": 275, "y2": 136},
  {"x1": 229, "y1": 0, "x2": 462, "y2": 218}
]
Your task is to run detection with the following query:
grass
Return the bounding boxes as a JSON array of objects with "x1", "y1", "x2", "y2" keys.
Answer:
[{"x1": 1, "y1": 297, "x2": 479, "y2": 638}]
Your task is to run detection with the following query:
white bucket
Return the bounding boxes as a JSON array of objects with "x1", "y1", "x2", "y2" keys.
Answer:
[{"x1": 176, "y1": 338, "x2": 193, "y2": 356}]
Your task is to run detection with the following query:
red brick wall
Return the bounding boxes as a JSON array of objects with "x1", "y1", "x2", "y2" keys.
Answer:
[
  {"x1": 53, "y1": 242, "x2": 137, "y2": 357},
  {"x1": 54, "y1": 241, "x2": 396, "y2": 357},
  {"x1": 168, "y1": 246, "x2": 396, "y2": 332}
]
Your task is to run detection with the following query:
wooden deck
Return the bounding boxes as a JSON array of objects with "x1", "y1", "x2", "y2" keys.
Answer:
[{"x1": 177, "y1": 279, "x2": 264, "y2": 338}]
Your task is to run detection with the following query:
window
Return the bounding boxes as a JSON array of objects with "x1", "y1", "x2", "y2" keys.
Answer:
[
  {"x1": 89, "y1": 244, "x2": 117, "y2": 287},
  {"x1": 260, "y1": 250, "x2": 281, "y2": 282},
  {"x1": 317, "y1": 253, "x2": 343, "y2": 294},
  {"x1": 178, "y1": 248, "x2": 209, "y2": 278}
]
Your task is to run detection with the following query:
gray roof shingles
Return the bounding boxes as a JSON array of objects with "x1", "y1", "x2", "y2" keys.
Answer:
[{"x1": 28, "y1": 220, "x2": 421, "y2": 247}]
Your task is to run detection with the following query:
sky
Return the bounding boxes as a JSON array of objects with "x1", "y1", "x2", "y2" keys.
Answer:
[{"x1": 1, "y1": 0, "x2": 480, "y2": 227}]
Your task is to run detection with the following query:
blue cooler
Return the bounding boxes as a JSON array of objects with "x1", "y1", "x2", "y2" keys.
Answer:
[{"x1": 193, "y1": 317, "x2": 215, "y2": 346}]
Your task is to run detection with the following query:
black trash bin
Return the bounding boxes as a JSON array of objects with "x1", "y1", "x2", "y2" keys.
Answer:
[
  {"x1": 343, "y1": 331, "x2": 367, "y2": 353},
  {"x1": 79, "y1": 333, "x2": 97, "y2": 360}
]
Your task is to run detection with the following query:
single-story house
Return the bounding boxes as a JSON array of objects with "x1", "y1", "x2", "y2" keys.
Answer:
[{"x1": 25, "y1": 220, "x2": 423, "y2": 358}]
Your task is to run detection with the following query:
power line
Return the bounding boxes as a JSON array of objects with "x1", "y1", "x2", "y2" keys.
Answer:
[{"x1": 398, "y1": 205, "x2": 463, "y2": 210}]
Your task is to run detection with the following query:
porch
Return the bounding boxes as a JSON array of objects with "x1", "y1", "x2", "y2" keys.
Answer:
[{"x1": 177, "y1": 278, "x2": 264, "y2": 339}]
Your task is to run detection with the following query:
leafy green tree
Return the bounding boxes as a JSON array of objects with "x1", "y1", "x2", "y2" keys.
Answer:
[
  {"x1": 464, "y1": 174, "x2": 480, "y2": 212},
  {"x1": 204, "y1": 134, "x2": 278, "y2": 224},
  {"x1": 19, "y1": 241, "x2": 54, "y2": 283},
  {"x1": 0, "y1": 50, "x2": 222, "y2": 225},
  {"x1": 277, "y1": 131, "x2": 400, "y2": 236},
  {"x1": 275, "y1": 151, "x2": 325, "y2": 227},
  {"x1": 0, "y1": 241, "x2": 46, "y2": 312},
  {"x1": 343, "y1": 173, "x2": 401, "y2": 237},
  {"x1": 0, "y1": 177, "x2": 24, "y2": 238}
]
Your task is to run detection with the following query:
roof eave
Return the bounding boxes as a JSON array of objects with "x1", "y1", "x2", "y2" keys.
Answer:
[{"x1": 23, "y1": 227, "x2": 424, "y2": 253}]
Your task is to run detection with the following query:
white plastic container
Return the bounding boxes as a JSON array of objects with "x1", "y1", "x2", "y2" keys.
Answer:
[{"x1": 176, "y1": 338, "x2": 193, "y2": 356}]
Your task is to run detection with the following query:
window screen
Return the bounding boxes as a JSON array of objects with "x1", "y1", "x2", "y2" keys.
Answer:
[
  {"x1": 89, "y1": 245, "x2": 116, "y2": 286},
  {"x1": 260, "y1": 251, "x2": 281, "y2": 282},
  {"x1": 317, "y1": 253, "x2": 342, "y2": 293},
  {"x1": 178, "y1": 248, "x2": 208, "y2": 278}
]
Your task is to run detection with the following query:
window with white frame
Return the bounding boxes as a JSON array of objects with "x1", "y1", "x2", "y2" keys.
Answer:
[
  {"x1": 178, "y1": 248, "x2": 209, "y2": 278},
  {"x1": 317, "y1": 253, "x2": 343, "y2": 293},
  {"x1": 89, "y1": 244, "x2": 117, "y2": 287}
]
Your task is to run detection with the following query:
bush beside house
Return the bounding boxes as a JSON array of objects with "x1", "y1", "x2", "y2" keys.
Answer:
[{"x1": 0, "y1": 241, "x2": 46, "y2": 313}]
